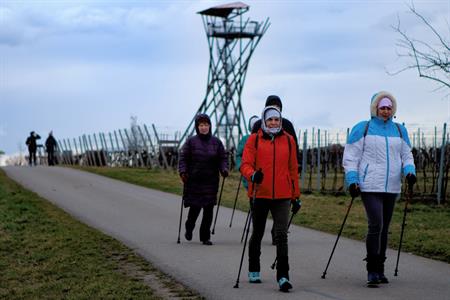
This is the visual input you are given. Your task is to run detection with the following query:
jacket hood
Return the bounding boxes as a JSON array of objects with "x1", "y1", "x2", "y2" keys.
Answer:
[
  {"x1": 248, "y1": 115, "x2": 259, "y2": 132},
  {"x1": 370, "y1": 91, "x2": 397, "y2": 118},
  {"x1": 194, "y1": 113, "x2": 212, "y2": 135},
  {"x1": 261, "y1": 106, "x2": 282, "y2": 136}
]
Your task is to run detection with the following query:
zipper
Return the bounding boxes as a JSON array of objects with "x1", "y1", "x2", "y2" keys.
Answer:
[
  {"x1": 272, "y1": 137, "x2": 275, "y2": 200},
  {"x1": 384, "y1": 124, "x2": 390, "y2": 192}
]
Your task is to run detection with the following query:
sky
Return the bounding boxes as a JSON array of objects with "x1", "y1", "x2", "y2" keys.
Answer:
[{"x1": 1, "y1": 0, "x2": 449, "y2": 155}]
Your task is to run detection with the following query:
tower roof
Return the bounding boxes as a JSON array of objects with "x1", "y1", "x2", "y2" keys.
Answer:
[{"x1": 198, "y1": 2, "x2": 249, "y2": 18}]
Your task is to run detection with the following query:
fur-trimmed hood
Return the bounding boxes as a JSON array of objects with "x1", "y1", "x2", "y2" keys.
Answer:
[{"x1": 370, "y1": 91, "x2": 397, "y2": 118}]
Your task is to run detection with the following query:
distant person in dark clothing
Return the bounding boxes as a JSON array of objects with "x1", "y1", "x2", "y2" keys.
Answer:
[
  {"x1": 26, "y1": 131, "x2": 41, "y2": 166},
  {"x1": 178, "y1": 114, "x2": 229, "y2": 245},
  {"x1": 45, "y1": 131, "x2": 58, "y2": 166}
]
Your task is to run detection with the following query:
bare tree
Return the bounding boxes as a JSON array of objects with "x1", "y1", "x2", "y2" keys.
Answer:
[{"x1": 390, "y1": 4, "x2": 449, "y2": 90}]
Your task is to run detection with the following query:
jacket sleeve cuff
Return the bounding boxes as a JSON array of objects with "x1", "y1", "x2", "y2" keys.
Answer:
[
  {"x1": 403, "y1": 165, "x2": 415, "y2": 176},
  {"x1": 345, "y1": 171, "x2": 359, "y2": 185}
]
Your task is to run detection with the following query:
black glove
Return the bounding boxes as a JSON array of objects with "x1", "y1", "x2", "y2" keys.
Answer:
[
  {"x1": 349, "y1": 183, "x2": 361, "y2": 198},
  {"x1": 221, "y1": 170, "x2": 229, "y2": 178},
  {"x1": 291, "y1": 199, "x2": 302, "y2": 214},
  {"x1": 406, "y1": 173, "x2": 416, "y2": 186},
  {"x1": 251, "y1": 170, "x2": 264, "y2": 184},
  {"x1": 180, "y1": 173, "x2": 188, "y2": 184}
]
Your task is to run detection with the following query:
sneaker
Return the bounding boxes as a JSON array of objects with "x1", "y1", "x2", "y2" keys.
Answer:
[
  {"x1": 378, "y1": 273, "x2": 389, "y2": 284},
  {"x1": 184, "y1": 231, "x2": 192, "y2": 241},
  {"x1": 248, "y1": 272, "x2": 261, "y2": 283},
  {"x1": 202, "y1": 240, "x2": 213, "y2": 245},
  {"x1": 278, "y1": 277, "x2": 292, "y2": 292},
  {"x1": 367, "y1": 272, "x2": 380, "y2": 287}
]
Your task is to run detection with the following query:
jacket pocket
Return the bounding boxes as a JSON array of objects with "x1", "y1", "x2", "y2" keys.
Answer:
[
  {"x1": 286, "y1": 175, "x2": 293, "y2": 194},
  {"x1": 362, "y1": 164, "x2": 369, "y2": 182}
]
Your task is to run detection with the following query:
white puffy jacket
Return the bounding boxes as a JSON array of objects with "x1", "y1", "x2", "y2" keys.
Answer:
[{"x1": 343, "y1": 92, "x2": 416, "y2": 193}]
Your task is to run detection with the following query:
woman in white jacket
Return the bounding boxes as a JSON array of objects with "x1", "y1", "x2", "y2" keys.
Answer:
[{"x1": 343, "y1": 91, "x2": 416, "y2": 287}]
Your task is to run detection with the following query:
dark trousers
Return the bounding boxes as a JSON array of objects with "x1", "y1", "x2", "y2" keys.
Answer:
[
  {"x1": 361, "y1": 192, "x2": 397, "y2": 258},
  {"x1": 248, "y1": 198, "x2": 290, "y2": 281},
  {"x1": 185, "y1": 203, "x2": 214, "y2": 242},
  {"x1": 28, "y1": 150, "x2": 36, "y2": 166},
  {"x1": 47, "y1": 150, "x2": 55, "y2": 166}
]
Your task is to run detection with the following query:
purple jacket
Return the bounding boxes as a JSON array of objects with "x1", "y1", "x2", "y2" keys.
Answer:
[{"x1": 179, "y1": 131, "x2": 228, "y2": 208}]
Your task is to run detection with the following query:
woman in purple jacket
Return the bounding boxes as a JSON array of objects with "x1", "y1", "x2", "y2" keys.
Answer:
[{"x1": 178, "y1": 114, "x2": 229, "y2": 245}]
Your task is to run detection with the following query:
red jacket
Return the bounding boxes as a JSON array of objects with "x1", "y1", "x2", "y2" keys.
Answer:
[{"x1": 240, "y1": 129, "x2": 300, "y2": 200}]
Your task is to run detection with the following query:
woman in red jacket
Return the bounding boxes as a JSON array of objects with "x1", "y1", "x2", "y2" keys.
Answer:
[{"x1": 240, "y1": 106, "x2": 301, "y2": 292}]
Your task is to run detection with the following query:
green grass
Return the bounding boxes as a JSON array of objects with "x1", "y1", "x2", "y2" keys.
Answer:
[
  {"x1": 0, "y1": 169, "x2": 201, "y2": 299},
  {"x1": 81, "y1": 167, "x2": 450, "y2": 264}
]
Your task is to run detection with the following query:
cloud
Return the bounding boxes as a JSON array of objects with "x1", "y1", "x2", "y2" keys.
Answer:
[
  {"x1": 0, "y1": 4, "x2": 170, "y2": 47},
  {"x1": 1, "y1": 0, "x2": 449, "y2": 155}
]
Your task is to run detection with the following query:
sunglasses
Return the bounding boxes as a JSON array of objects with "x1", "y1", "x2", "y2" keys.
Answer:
[{"x1": 378, "y1": 106, "x2": 392, "y2": 111}]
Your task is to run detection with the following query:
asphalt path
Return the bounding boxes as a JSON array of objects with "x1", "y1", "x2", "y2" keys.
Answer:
[{"x1": 3, "y1": 166, "x2": 449, "y2": 300}]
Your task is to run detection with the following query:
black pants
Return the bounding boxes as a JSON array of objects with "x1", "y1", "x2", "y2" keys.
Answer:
[
  {"x1": 28, "y1": 150, "x2": 36, "y2": 166},
  {"x1": 185, "y1": 203, "x2": 214, "y2": 242},
  {"x1": 248, "y1": 198, "x2": 290, "y2": 281},
  {"x1": 361, "y1": 192, "x2": 397, "y2": 257},
  {"x1": 47, "y1": 150, "x2": 55, "y2": 166}
]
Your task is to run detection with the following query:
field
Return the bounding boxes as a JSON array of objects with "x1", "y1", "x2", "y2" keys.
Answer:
[{"x1": 0, "y1": 169, "x2": 201, "y2": 299}]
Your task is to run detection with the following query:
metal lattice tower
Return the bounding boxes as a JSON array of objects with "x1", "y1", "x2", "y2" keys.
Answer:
[{"x1": 179, "y1": 2, "x2": 270, "y2": 150}]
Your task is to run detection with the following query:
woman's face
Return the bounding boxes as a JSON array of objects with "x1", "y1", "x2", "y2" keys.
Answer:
[
  {"x1": 377, "y1": 106, "x2": 393, "y2": 121},
  {"x1": 265, "y1": 117, "x2": 281, "y2": 128},
  {"x1": 198, "y1": 122, "x2": 210, "y2": 134}
]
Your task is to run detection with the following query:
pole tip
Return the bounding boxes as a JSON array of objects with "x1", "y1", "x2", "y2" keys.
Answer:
[
  {"x1": 233, "y1": 284, "x2": 239, "y2": 288},
  {"x1": 321, "y1": 274, "x2": 326, "y2": 279}
]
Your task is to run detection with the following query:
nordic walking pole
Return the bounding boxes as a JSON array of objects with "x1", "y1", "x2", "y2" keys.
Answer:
[
  {"x1": 240, "y1": 208, "x2": 251, "y2": 243},
  {"x1": 321, "y1": 196, "x2": 355, "y2": 279},
  {"x1": 233, "y1": 184, "x2": 257, "y2": 288},
  {"x1": 394, "y1": 183, "x2": 413, "y2": 276},
  {"x1": 270, "y1": 210, "x2": 297, "y2": 269},
  {"x1": 177, "y1": 197, "x2": 184, "y2": 244},
  {"x1": 229, "y1": 175, "x2": 243, "y2": 227},
  {"x1": 212, "y1": 176, "x2": 226, "y2": 235}
]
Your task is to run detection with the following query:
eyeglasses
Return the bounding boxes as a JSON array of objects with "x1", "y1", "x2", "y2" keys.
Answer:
[{"x1": 378, "y1": 106, "x2": 392, "y2": 111}]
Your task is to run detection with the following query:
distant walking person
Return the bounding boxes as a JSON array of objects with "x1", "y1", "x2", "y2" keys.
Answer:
[
  {"x1": 343, "y1": 91, "x2": 416, "y2": 287},
  {"x1": 26, "y1": 131, "x2": 41, "y2": 166},
  {"x1": 241, "y1": 106, "x2": 300, "y2": 292},
  {"x1": 45, "y1": 131, "x2": 58, "y2": 166},
  {"x1": 178, "y1": 114, "x2": 229, "y2": 245}
]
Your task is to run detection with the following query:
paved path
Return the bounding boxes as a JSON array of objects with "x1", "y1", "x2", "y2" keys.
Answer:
[{"x1": 3, "y1": 166, "x2": 449, "y2": 300}]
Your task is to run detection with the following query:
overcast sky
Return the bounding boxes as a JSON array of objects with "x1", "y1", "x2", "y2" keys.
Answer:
[{"x1": 1, "y1": 0, "x2": 449, "y2": 155}]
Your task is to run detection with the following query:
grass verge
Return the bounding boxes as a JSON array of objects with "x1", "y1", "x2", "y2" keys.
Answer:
[
  {"x1": 81, "y1": 167, "x2": 450, "y2": 264},
  {"x1": 0, "y1": 169, "x2": 201, "y2": 299}
]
